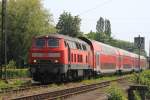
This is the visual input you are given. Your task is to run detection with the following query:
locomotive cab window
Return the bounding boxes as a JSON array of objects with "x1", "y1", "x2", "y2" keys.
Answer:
[
  {"x1": 35, "y1": 38, "x2": 46, "y2": 48},
  {"x1": 48, "y1": 38, "x2": 59, "y2": 47}
]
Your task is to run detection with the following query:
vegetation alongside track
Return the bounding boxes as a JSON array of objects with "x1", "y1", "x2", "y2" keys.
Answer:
[
  {"x1": 107, "y1": 83, "x2": 127, "y2": 100},
  {"x1": 0, "y1": 68, "x2": 29, "y2": 79},
  {"x1": 131, "y1": 70, "x2": 150, "y2": 99},
  {"x1": 81, "y1": 75, "x2": 125, "y2": 85},
  {"x1": 0, "y1": 79, "x2": 30, "y2": 90},
  {"x1": 0, "y1": 68, "x2": 30, "y2": 90},
  {"x1": 0, "y1": 74, "x2": 130, "y2": 93},
  {"x1": 106, "y1": 70, "x2": 150, "y2": 100}
]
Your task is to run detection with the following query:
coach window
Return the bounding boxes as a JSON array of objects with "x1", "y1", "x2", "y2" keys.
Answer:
[{"x1": 96, "y1": 53, "x2": 100, "y2": 66}]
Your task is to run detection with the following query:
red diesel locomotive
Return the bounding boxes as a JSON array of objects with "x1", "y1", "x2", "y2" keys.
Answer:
[
  {"x1": 29, "y1": 34, "x2": 147, "y2": 83},
  {"x1": 29, "y1": 34, "x2": 92, "y2": 82}
]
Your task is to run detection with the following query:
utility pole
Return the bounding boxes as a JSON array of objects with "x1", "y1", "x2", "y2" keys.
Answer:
[
  {"x1": 149, "y1": 40, "x2": 150, "y2": 69},
  {"x1": 138, "y1": 35, "x2": 141, "y2": 72},
  {"x1": 1, "y1": 0, "x2": 7, "y2": 80},
  {"x1": 137, "y1": 35, "x2": 141, "y2": 84}
]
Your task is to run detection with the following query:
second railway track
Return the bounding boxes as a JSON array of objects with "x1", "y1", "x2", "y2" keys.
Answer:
[{"x1": 12, "y1": 76, "x2": 130, "y2": 100}]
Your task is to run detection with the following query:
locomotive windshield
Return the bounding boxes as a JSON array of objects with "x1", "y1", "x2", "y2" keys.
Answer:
[
  {"x1": 35, "y1": 38, "x2": 45, "y2": 48},
  {"x1": 48, "y1": 38, "x2": 59, "y2": 47}
]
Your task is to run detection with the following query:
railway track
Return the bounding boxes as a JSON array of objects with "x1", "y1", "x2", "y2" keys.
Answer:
[{"x1": 12, "y1": 76, "x2": 129, "y2": 100}]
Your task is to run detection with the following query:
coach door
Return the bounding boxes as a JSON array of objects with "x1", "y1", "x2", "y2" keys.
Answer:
[{"x1": 96, "y1": 52, "x2": 100, "y2": 72}]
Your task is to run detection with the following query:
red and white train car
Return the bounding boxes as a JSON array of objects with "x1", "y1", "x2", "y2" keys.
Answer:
[
  {"x1": 117, "y1": 49, "x2": 133, "y2": 72},
  {"x1": 91, "y1": 41, "x2": 118, "y2": 74}
]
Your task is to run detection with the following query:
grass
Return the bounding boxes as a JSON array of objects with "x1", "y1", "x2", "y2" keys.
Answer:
[
  {"x1": 0, "y1": 79, "x2": 30, "y2": 90},
  {"x1": 81, "y1": 74, "x2": 131, "y2": 85},
  {"x1": 131, "y1": 70, "x2": 150, "y2": 99},
  {"x1": 0, "y1": 73, "x2": 133, "y2": 93},
  {"x1": 0, "y1": 68, "x2": 29, "y2": 79},
  {"x1": 0, "y1": 68, "x2": 30, "y2": 90},
  {"x1": 106, "y1": 82, "x2": 127, "y2": 100}
]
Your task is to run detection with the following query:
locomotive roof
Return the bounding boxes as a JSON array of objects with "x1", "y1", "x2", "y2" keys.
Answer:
[{"x1": 35, "y1": 33, "x2": 88, "y2": 45}]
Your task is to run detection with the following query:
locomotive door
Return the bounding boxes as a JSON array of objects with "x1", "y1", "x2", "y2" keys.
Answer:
[
  {"x1": 67, "y1": 42, "x2": 71, "y2": 66},
  {"x1": 96, "y1": 52, "x2": 100, "y2": 72}
]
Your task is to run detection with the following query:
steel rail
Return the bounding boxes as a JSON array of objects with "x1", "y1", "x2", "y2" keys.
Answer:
[{"x1": 12, "y1": 76, "x2": 129, "y2": 100}]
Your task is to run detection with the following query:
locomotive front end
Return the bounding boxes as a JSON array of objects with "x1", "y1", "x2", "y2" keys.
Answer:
[{"x1": 29, "y1": 35, "x2": 65, "y2": 82}]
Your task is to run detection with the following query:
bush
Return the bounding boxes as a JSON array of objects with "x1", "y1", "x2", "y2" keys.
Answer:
[
  {"x1": 132, "y1": 70, "x2": 150, "y2": 98},
  {"x1": 0, "y1": 79, "x2": 30, "y2": 90},
  {"x1": 107, "y1": 83, "x2": 127, "y2": 100},
  {"x1": 0, "y1": 69, "x2": 29, "y2": 79},
  {"x1": 6, "y1": 60, "x2": 16, "y2": 69},
  {"x1": 132, "y1": 70, "x2": 150, "y2": 84}
]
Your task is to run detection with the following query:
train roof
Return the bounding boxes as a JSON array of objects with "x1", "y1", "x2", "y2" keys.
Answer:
[
  {"x1": 35, "y1": 35, "x2": 146, "y2": 58},
  {"x1": 35, "y1": 33, "x2": 88, "y2": 45},
  {"x1": 79, "y1": 37, "x2": 118, "y2": 55},
  {"x1": 79, "y1": 36, "x2": 147, "y2": 58}
]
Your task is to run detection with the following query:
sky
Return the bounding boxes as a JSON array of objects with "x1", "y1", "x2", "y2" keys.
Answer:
[{"x1": 43, "y1": 0, "x2": 150, "y2": 55}]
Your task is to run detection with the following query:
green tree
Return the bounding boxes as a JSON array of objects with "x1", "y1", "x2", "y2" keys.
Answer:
[
  {"x1": 95, "y1": 17, "x2": 112, "y2": 42},
  {"x1": 56, "y1": 11, "x2": 81, "y2": 37},
  {"x1": 96, "y1": 17, "x2": 104, "y2": 33},
  {"x1": 0, "y1": 1, "x2": 1, "y2": 33},
  {"x1": 0, "y1": 0, "x2": 56, "y2": 66},
  {"x1": 86, "y1": 30, "x2": 96, "y2": 40},
  {"x1": 88, "y1": 16, "x2": 147, "y2": 56},
  {"x1": 104, "y1": 19, "x2": 111, "y2": 37}
]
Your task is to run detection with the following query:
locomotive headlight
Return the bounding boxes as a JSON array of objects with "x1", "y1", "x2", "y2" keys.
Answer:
[
  {"x1": 54, "y1": 59, "x2": 59, "y2": 63},
  {"x1": 33, "y1": 59, "x2": 37, "y2": 63}
]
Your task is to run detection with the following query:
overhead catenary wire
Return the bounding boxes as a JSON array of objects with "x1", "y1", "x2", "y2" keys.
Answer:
[{"x1": 79, "y1": 0, "x2": 113, "y2": 15}]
